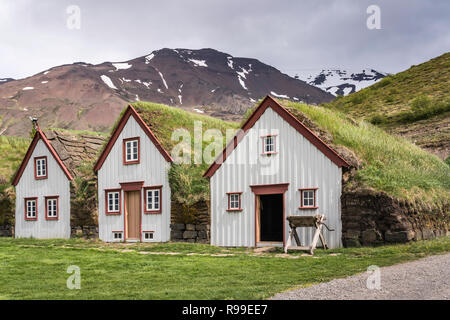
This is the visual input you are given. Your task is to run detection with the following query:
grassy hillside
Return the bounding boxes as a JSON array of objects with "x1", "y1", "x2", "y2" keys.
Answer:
[
  {"x1": 0, "y1": 136, "x2": 30, "y2": 184},
  {"x1": 280, "y1": 100, "x2": 450, "y2": 207},
  {"x1": 323, "y1": 52, "x2": 450, "y2": 159}
]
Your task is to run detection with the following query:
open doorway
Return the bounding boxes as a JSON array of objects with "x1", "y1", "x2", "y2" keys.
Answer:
[{"x1": 258, "y1": 194, "x2": 283, "y2": 242}]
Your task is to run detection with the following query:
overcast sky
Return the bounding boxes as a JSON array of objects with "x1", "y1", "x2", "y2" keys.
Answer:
[{"x1": 1, "y1": 0, "x2": 449, "y2": 79}]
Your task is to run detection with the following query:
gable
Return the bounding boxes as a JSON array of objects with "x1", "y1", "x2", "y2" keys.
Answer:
[
  {"x1": 12, "y1": 129, "x2": 73, "y2": 186},
  {"x1": 93, "y1": 105, "x2": 173, "y2": 172},
  {"x1": 203, "y1": 96, "x2": 349, "y2": 178}
]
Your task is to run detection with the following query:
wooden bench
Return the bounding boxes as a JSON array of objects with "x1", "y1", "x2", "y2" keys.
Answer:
[{"x1": 284, "y1": 215, "x2": 334, "y2": 255}]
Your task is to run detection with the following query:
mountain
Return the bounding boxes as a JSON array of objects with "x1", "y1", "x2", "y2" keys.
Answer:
[
  {"x1": 323, "y1": 52, "x2": 450, "y2": 160},
  {"x1": 295, "y1": 68, "x2": 387, "y2": 96},
  {"x1": 0, "y1": 78, "x2": 14, "y2": 85},
  {"x1": 0, "y1": 48, "x2": 333, "y2": 137}
]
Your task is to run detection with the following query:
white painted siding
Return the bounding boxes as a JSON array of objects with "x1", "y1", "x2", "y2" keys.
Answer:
[
  {"x1": 15, "y1": 140, "x2": 71, "y2": 239},
  {"x1": 97, "y1": 116, "x2": 171, "y2": 242},
  {"x1": 210, "y1": 107, "x2": 343, "y2": 248}
]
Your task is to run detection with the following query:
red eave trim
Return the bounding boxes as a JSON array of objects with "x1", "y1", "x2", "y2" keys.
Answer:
[
  {"x1": 12, "y1": 129, "x2": 73, "y2": 186},
  {"x1": 203, "y1": 95, "x2": 349, "y2": 178},
  {"x1": 94, "y1": 105, "x2": 173, "y2": 172}
]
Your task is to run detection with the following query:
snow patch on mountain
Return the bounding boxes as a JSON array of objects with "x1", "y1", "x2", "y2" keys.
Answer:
[
  {"x1": 145, "y1": 53, "x2": 155, "y2": 64},
  {"x1": 100, "y1": 75, "x2": 118, "y2": 90},
  {"x1": 295, "y1": 68, "x2": 387, "y2": 96},
  {"x1": 112, "y1": 62, "x2": 132, "y2": 71},
  {"x1": 158, "y1": 71, "x2": 168, "y2": 89},
  {"x1": 188, "y1": 59, "x2": 208, "y2": 67},
  {"x1": 270, "y1": 91, "x2": 289, "y2": 99},
  {"x1": 22, "y1": 87, "x2": 34, "y2": 91},
  {"x1": 227, "y1": 57, "x2": 234, "y2": 69},
  {"x1": 238, "y1": 75, "x2": 247, "y2": 90}
]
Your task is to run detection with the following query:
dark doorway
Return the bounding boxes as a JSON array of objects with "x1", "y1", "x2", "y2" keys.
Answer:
[{"x1": 259, "y1": 194, "x2": 283, "y2": 242}]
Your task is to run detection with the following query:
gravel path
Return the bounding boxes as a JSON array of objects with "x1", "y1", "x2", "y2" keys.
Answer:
[{"x1": 271, "y1": 253, "x2": 450, "y2": 300}]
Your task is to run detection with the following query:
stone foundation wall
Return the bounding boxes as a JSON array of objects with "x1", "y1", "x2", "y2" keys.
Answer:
[
  {"x1": 169, "y1": 200, "x2": 210, "y2": 243},
  {"x1": 0, "y1": 225, "x2": 13, "y2": 237},
  {"x1": 341, "y1": 189, "x2": 449, "y2": 247},
  {"x1": 170, "y1": 223, "x2": 210, "y2": 243},
  {"x1": 70, "y1": 226, "x2": 99, "y2": 239}
]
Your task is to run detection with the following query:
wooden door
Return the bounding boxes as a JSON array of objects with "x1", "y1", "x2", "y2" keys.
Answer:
[
  {"x1": 255, "y1": 195, "x2": 261, "y2": 244},
  {"x1": 125, "y1": 191, "x2": 140, "y2": 240}
]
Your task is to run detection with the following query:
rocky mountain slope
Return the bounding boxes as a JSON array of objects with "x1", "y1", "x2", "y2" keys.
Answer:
[
  {"x1": 296, "y1": 68, "x2": 387, "y2": 96},
  {"x1": 0, "y1": 78, "x2": 14, "y2": 85},
  {"x1": 323, "y1": 52, "x2": 450, "y2": 160},
  {"x1": 0, "y1": 48, "x2": 333, "y2": 137}
]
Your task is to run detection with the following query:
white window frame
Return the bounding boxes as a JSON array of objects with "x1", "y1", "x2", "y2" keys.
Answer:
[
  {"x1": 25, "y1": 199, "x2": 37, "y2": 219},
  {"x1": 262, "y1": 135, "x2": 276, "y2": 154},
  {"x1": 112, "y1": 231, "x2": 123, "y2": 241},
  {"x1": 46, "y1": 197, "x2": 58, "y2": 219},
  {"x1": 125, "y1": 139, "x2": 139, "y2": 163},
  {"x1": 227, "y1": 193, "x2": 242, "y2": 211},
  {"x1": 145, "y1": 188, "x2": 160, "y2": 212},
  {"x1": 143, "y1": 231, "x2": 154, "y2": 241},
  {"x1": 107, "y1": 191, "x2": 120, "y2": 213},
  {"x1": 35, "y1": 157, "x2": 47, "y2": 178},
  {"x1": 301, "y1": 190, "x2": 316, "y2": 208}
]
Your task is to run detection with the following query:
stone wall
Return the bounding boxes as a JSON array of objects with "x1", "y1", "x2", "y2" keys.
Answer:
[
  {"x1": 341, "y1": 188, "x2": 449, "y2": 247},
  {"x1": 71, "y1": 226, "x2": 98, "y2": 239},
  {"x1": 0, "y1": 225, "x2": 13, "y2": 237},
  {"x1": 170, "y1": 200, "x2": 210, "y2": 243},
  {"x1": 170, "y1": 223, "x2": 210, "y2": 243}
]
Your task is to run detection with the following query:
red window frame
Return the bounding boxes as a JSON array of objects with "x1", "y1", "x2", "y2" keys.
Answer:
[
  {"x1": 123, "y1": 137, "x2": 140, "y2": 165},
  {"x1": 34, "y1": 156, "x2": 48, "y2": 180},
  {"x1": 24, "y1": 197, "x2": 38, "y2": 221},
  {"x1": 226, "y1": 192, "x2": 243, "y2": 212},
  {"x1": 299, "y1": 188, "x2": 319, "y2": 210},
  {"x1": 144, "y1": 186, "x2": 162, "y2": 214},
  {"x1": 45, "y1": 196, "x2": 59, "y2": 220},
  {"x1": 105, "y1": 189, "x2": 122, "y2": 215},
  {"x1": 261, "y1": 134, "x2": 277, "y2": 155}
]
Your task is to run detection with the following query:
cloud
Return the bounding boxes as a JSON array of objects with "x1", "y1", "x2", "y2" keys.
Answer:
[{"x1": 1, "y1": 0, "x2": 449, "y2": 79}]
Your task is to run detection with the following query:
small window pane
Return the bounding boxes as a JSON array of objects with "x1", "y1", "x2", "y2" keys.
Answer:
[
  {"x1": 263, "y1": 136, "x2": 275, "y2": 153},
  {"x1": 125, "y1": 140, "x2": 139, "y2": 162},
  {"x1": 146, "y1": 189, "x2": 160, "y2": 211},
  {"x1": 107, "y1": 192, "x2": 120, "y2": 212}
]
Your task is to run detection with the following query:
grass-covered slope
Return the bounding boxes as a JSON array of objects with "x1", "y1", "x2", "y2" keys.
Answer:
[
  {"x1": 280, "y1": 100, "x2": 449, "y2": 207},
  {"x1": 323, "y1": 52, "x2": 450, "y2": 159}
]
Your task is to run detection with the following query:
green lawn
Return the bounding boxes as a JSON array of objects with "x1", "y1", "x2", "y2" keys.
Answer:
[{"x1": 0, "y1": 237, "x2": 449, "y2": 299}]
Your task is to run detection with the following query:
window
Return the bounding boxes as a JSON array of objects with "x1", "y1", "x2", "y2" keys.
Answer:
[
  {"x1": 123, "y1": 137, "x2": 140, "y2": 164},
  {"x1": 34, "y1": 156, "x2": 47, "y2": 179},
  {"x1": 143, "y1": 231, "x2": 154, "y2": 240},
  {"x1": 112, "y1": 231, "x2": 123, "y2": 240},
  {"x1": 227, "y1": 192, "x2": 242, "y2": 211},
  {"x1": 262, "y1": 135, "x2": 277, "y2": 155},
  {"x1": 144, "y1": 187, "x2": 162, "y2": 213},
  {"x1": 299, "y1": 188, "x2": 318, "y2": 209},
  {"x1": 25, "y1": 198, "x2": 37, "y2": 221},
  {"x1": 45, "y1": 196, "x2": 58, "y2": 220},
  {"x1": 105, "y1": 190, "x2": 121, "y2": 214}
]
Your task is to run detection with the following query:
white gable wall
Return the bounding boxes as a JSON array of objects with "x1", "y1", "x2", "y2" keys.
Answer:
[
  {"x1": 210, "y1": 107, "x2": 342, "y2": 248},
  {"x1": 97, "y1": 115, "x2": 171, "y2": 242},
  {"x1": 15, "y1": 140, "x2": 71, "y2": 238}
]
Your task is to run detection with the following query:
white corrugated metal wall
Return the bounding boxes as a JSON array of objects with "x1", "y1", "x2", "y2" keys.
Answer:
[
  {"x1": 15, "y1": 140, "x2": 71, "y2": 239},
  {"x1": 210, "y1": 107, "x2": 343, "y2": 248},
  {"x1": 97, "y1": 116, "x2": 171, "y2": 242}
]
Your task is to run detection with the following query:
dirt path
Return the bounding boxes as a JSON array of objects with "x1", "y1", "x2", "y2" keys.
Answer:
[{"x1": 271, "y1": 253, "x2": 450, "y2": 300}]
